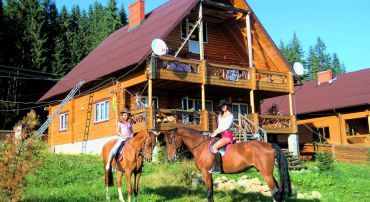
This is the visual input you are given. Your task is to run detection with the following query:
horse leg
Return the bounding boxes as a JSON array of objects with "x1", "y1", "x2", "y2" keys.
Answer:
[
  {"x1": 125, "y1": 171, "x2": 133, "y2": 202},
  {"x1": 134, "y1": 170, "x2": 142, "y2": 202},
  {"x1": 201, "y1": 170, "x2": 214, "y2": 202},
  {"x1": 261, "y1": 173, "x2": 280, "y2": 202},
  {"x1": 116, "y1": 171, "x2": 125, "y2": 202}
]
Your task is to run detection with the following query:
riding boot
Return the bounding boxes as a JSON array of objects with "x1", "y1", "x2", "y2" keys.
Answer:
[{"x1": 210, "y1": 152, "x2": 222, "y2": 174}]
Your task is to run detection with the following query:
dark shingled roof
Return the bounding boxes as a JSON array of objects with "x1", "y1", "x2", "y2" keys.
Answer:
[
  {"x1": 262, "y1": 68, "x2": 370, "y2": 115},
  {"x1": 40, "y1": 0, "x2": 199, "y2": 101}
]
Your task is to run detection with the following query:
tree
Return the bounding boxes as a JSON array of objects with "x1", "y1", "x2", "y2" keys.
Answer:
[
  {"x1": 279, "y1": 33, "x2": 307, "y2": 80},
  {"x1": 331, "y1": 53, "x2": 346, "y2": 76},
  {"x1": 118, "y1": 3, "x2": 128, "y2": 26},
  {"x1": 41, "y1": 0, "x2": 58, "y2": 74},
  {"x1": 106, "y1": 0, "x2": 121, "y2": 31},
  {"x1": 69, "y1": 5, "x2": 83, "y2": 68}
]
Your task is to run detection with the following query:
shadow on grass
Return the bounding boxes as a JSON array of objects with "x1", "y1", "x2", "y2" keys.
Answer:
[{"x1": 144, "y1": 186, "x2": 320, "y2": 202}]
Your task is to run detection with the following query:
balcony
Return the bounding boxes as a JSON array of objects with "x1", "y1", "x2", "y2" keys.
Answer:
[
  {"x1": 131, "y1": 107, "x2": 296, "y2": 135},
  {"x1": 153, "y1": 56, "x2": 292, "y2": 93}
]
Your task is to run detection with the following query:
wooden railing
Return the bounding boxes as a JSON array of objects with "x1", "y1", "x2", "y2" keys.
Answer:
[
  {"x1": 255, "y1": 69, "x2": 290, "y2": 92},
  {"x1": 131, "y1": 108, "x2": 147, "y2": 133},
  {"x1": 155, "y1": 108, "x2": 203, "y2": 131},
  {"x1": 152, "y1": 56, "x2": 292, "y2": 92},
  {"x1": 259, "y1": 115, "x2": 296, "y2": 134}
]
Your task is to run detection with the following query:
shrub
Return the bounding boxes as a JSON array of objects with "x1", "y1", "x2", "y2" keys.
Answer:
[
  {"x1": 315, "y1": 151, "x2": 334, "y2": 171},
  {"x1": 0, "y1": 110, "x2": 47, "y2": 201}
]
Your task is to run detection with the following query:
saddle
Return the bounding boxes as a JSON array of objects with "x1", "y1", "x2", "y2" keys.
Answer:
[
  {"x1": 114, "y1": 141, "x2": 127, "y2": 173},
  {"x1": 209, "y1": 137, "x2": 232, "y2": 156}
]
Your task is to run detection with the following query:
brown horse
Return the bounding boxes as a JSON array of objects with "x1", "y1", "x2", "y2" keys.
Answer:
[
  {"x1": 102, "y1": 130, "x2": 157, "y2": 202},
  {"x1": 163, "y1": 128, "x2": 291, "y2": 202}
]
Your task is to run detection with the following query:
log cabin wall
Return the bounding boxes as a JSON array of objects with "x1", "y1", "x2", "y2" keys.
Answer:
[
  {"x1": 165, "y1": 24, "x2": 244, "y2": 66},
  {"x1": 48, "y1": 84, "x2": 118, "y2": 146}
]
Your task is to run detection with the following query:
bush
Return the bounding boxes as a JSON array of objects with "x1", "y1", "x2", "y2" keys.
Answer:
[
  {"x1": 315, "y1": 151, "x2": 334, "y2": 171},
  {"x1": 0, "y1": 110, "x2": 47, "y2": 201}
]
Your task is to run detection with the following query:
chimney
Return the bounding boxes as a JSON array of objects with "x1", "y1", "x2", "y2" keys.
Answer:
[
  {"x1": 129, "y1": 0, "x2": 145, "y2": 30},
  {"x1": 317, "y1": 70, "x2": 333, "y2": 85}
]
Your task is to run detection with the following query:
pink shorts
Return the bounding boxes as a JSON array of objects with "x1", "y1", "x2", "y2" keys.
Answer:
[{"x1": 221, "y1": 130, "x2": 234, "y2": 143}]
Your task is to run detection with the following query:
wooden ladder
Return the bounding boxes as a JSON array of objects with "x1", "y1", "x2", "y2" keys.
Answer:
[{"x1": 81, "y1": 94, "x2": 94, "y2": 153}]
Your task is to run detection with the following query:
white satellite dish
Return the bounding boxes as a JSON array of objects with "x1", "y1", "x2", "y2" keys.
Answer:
[
  {"x1": 293, "y1": 62, "x2": 305, "y2": 76},
  {"x1": 151, "y1": 39, "x2": 168, "y2": 56}
]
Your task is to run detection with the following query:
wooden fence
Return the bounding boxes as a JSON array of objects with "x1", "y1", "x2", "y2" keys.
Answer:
[
  {"x1": 304, "y1": 143, "x2": 369, "y2": 163},
  {"x1": 0, "y1": 130, "x2": 15, "y2": 142}
]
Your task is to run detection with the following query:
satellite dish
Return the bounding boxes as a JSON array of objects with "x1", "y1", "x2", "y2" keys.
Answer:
[
  {"x1": 293, "y1": 62, "x2": 305, "y2": 76},
  {"x1": 151, "y1": 39, "x2": 168, "y2": 56}
]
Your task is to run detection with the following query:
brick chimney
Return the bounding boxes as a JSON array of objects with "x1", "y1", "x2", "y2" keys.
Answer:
[
  {"x1": 317, "y1": 70, "x2": 333, "y2": 85},
  {"x1": 129, "y1": 0, "x2": 145, "y2": 30}
]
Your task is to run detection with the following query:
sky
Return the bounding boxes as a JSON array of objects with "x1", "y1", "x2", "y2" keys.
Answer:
[{"x1": 57, "y1": 0, "x2": 370, "y2": 73}]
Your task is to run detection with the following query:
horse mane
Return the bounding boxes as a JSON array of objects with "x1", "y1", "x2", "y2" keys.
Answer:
[{"x1": 177, "y1": 127, "x2": 203, "y2": 138}]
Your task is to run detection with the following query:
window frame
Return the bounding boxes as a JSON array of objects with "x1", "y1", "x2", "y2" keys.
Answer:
[
  {"x1": 180, "y1": 18, "x2": 208, "y2": 43},
  {"x1": 182, "y1": 97, "x2": 213, "y2": 112},
  {"x1": 59, "y1": 112, "x2": 68, "y2": 131},
  {"x1": 94, "y1": 100, "x2": 110, "y2": 123},
  {"x1": 232, "y1": 103, "x2": 249, "y2": 121},
  {"x1": 137, "y1": 96, "x2": 159, "y2": 109}
]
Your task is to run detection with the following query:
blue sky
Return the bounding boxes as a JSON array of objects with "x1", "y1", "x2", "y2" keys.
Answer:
[{"x1": 57, "y1": 0, "x2": 370, "y2": 73}]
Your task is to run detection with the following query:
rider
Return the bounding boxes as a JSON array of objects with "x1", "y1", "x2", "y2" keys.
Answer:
[
  {"x1": 209, "y1": 99, "x2": 234, "y2": 174},
  {"x1": 105, "y1": 108, "x2": 133, "y2": 170}
]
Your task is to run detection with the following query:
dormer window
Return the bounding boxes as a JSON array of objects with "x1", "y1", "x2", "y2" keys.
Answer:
[{"x1": 181, "y1": 18, "x2": 208, "y2": 54}]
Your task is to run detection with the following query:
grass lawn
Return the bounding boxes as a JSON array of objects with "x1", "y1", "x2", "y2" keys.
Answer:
[{"x1": 22, "y1": 153, "x2": 370, "y2": 202}]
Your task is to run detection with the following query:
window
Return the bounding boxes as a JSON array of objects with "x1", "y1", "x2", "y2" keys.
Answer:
[
  {"x1": 59, "y1": 113, "x2": 68, "y2": 131},
  {"x1": 312, "y1": 126, "x2": 330, "y2": 142},
  {"x1": 137, "y1": 96, "x2": 159, "y2": 109},
  {"x1": 232, "y1": 103, "x2": 248, "y2": 120},
  {"x1": 181, "y1": 19, "x2": 208, "y2": 42},
  {"x1": 181, "y1": 18, "x2": 208, "y2": 54},
  {"x1": 182, "y1": 97, "x2": 213, "y2": 112},
  {"x1": 95, "y1": 100, "x2": 110, "y2": 123}
]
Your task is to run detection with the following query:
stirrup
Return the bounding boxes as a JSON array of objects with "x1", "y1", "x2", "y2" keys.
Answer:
[{"x1": 208, "y1": 169, "x2": 221, "y2": 174}]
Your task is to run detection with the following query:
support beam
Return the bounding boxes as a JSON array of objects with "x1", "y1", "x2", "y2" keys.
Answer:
[
  {"x1": 199, "y1": 1, "x2": 204, "y2": 61},
  {"x1": 201, "y1": 85, "x2": 205, "y2": 111},
  {"x1": 246, "y1": 13, "x2": 253, "y2": 68},
  {"x1": 368, "y1": 114, "x2": 370, "y2": 133},
  {"x1": 289, "y1": 93, "x2": 294, "y2": 116},
  {"x1": 250, "y1": 90, "x2": 255, "y2": 114},
  {"x1": 203, "y1": 0, "x2": 249, "y2": 14}
]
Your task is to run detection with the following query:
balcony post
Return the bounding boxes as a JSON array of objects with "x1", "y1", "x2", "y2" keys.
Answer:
[
  {"x1": 250, "y1": 90, "x2": 255, "y2": 114},
  {"x1": 246, "y1": 12, "x2": 253, "y2": 68},
  {"x1": 199, "y1": 1, "x2": 204, "y2": 60},
  {"x1": 148, "y1": 54, "x2": 154, "y2": 129},
  {"x1": 201, "y1": 110, "x2": 209, "y2": 131}
]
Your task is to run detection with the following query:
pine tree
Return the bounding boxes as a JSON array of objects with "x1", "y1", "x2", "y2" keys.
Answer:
[
  {"x1": 106, "y1": 0, "x2": 121, "y2": 31},
  {"x1": 307, "y1": 46, "x2": 320, "y2": 80},
  {"x1": 52, "y1": 6, "x2": 71, "y2": 77},
  {"x1": 41, "y1": 0, "x2": 58, "y2": 74},
  {"x1": 20, "y1": 0, "x2": 47, "y2": 72},
  {"x1": 331, "y1": 53, "x2": 346, "y2": 76},
  {"x1": 279, "y1": 33, "x2": 307, "y2": 80},
  {"x1": 118, "y1": 3, "x2": 128, "y2": 26},
  {"x1": 69, "y1": 5, "x2": 83, "y2": 69}
]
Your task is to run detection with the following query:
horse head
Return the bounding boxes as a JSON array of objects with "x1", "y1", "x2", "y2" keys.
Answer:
[
  {"x1": 163, "y1": 128, "x2": 183, "y2": 162},
  {"x1": 140, "y1": 129, "x2": 157, "y2": 163}
]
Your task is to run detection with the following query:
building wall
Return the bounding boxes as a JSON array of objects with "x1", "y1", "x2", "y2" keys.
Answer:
[
  {"x1": 297, "y1": 110, "x2": 370, "y2": 145},
  {"x1": 48, "y1": 84, "x2": 118, "y2": 147}
]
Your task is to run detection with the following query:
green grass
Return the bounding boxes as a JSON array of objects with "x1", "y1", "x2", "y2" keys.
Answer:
[{"x1": 22, "y1": 153, "x2": 370, "y2": 202}]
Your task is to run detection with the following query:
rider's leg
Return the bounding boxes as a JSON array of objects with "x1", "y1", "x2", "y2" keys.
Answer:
[
  {"x1": 106, "y1": 138, "x2": 123, "y2": 170},
  {"x1": 212, "y1": 138, "x2": 231, "y2": 153}
]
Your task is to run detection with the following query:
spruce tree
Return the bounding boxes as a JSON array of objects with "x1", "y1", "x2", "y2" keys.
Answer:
[
  {"x1": 41, "y1": 0, "x2": 58, "y2": 74},
  {"x1": 279, "y1": 33, "x2": 307, "y2": 80},
  {"x1": 119, "y1": 3, "x2": 128, "y2": 26},
  {"x1": 331, "y1": 53, "x2": 346, "y2": 76},
  {"x1": 106, "y1": 0, "x2": 121, "y2": 31},
  {"x1": 307, "y1": 46, "x2": 320, "y2": 80},
  {"x1": 69, "y1": 5, "x2": 83, "y2": 69}
]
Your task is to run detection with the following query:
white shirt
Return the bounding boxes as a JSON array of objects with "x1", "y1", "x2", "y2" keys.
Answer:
[{"x1": 216, "y1": 113, "x2": 234, "y2": 132}]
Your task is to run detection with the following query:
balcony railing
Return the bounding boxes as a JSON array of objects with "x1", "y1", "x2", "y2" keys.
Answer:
[
  {"x1": 152, "y1": 56, "x2": 292, "y2": 92},
  {"x1": 259, "y1": 114, "x2": 297, "y2": 134}
]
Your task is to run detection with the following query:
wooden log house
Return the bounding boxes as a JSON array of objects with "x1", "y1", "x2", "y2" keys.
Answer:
[{"x1": 40, "y1": 0, "x2": 297, "y2": 153}]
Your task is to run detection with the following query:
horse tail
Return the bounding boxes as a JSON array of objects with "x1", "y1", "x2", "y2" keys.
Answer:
[
  {"x1": 105, "y1": 165, "x2": 114, "y2": 187},
  {"x1": 272, "y1": 143, "x2": 292, "y2": 200}
]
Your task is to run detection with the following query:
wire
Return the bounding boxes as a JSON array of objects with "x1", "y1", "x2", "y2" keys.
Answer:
[
  {"x1": 0, "y1": 64, "x2": 57, "y2": 76},
  {"x1": 0, "y1": 75, "x2": 62, "y2": 81},
  {"x1": 0, "y1": 99, "x2": 62, "y2": 104}
]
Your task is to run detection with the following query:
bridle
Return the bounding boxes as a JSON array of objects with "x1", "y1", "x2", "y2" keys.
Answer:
[{"x1": 168, "y1": 131, "x2": 210, "y2": 160}]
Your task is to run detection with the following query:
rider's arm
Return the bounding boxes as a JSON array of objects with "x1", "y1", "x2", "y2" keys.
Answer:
[{"x1": 211, "y1": 114, "x2": 234, "y2": 137}]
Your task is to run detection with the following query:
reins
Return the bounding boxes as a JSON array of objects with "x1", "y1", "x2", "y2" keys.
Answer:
[{"x1": 171, "y1": 133, "x2": 210, "y2": 159}]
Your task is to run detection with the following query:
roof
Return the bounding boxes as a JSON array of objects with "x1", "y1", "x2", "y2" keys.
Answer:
[
  {"x1": 40, "y1": 0, "x2": 199, "y2": 101},
  {"x1": 262, "y1": 68, "x2": 370, "y2": 115}
]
